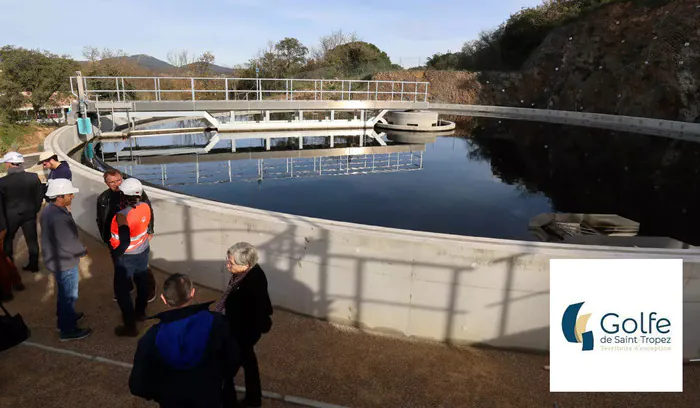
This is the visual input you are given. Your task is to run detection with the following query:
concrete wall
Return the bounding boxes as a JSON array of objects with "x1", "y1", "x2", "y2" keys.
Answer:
[{"x1": 49, "y1": 125, "x2": 700, "y2": 357}]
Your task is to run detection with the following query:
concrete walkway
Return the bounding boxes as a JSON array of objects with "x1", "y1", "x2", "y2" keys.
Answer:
[{"x1": 1, "y1": 228, "x2": 699, "y2": 407}]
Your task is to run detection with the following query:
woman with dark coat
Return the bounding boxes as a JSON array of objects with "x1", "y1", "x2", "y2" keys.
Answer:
[{"x1": 216, "y1": 242, "x2": 273, "y2": 408}]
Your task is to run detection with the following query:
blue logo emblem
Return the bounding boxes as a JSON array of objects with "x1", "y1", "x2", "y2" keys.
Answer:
[{"x1": 562, "y1": 302, "x2": 594, "y2": 351}]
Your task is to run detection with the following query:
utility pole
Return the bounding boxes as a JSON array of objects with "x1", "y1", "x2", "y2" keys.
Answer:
[{"x1": 255, "y1": 64, "x2": 260, "y2": 101}]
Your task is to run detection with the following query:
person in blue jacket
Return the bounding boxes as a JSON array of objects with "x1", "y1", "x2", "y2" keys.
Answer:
[{"x1": 129, "y1": 273, "x2": 241, "y2": 408}]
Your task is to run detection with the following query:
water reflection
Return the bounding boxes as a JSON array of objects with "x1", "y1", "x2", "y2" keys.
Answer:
[
  {"x1": 467, "y1": 120, "x2": 700, "y2": 245},
  {"x1": 99, "y1": 129, "x2": 428, "y2": 186},
  {"x1": 95, "y1": 126, "x2": 554, "y2": 241}
]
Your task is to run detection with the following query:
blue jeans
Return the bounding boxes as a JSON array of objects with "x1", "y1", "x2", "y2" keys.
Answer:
[
  {"x1": 54, "y1": 267, "x2": 79, "y2": 334},
  {"x1": 114, "y1": 248, "x2": 150, "y2": 327}
]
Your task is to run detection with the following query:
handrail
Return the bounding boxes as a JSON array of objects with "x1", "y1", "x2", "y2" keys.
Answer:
[{"x1": 69, "y1": 76, "x2": 430, "y2": 103}]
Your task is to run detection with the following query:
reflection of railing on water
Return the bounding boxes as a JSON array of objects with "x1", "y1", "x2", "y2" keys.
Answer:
[{"x1": 117, "y1": 150, "x2": 424, "y2": 186}]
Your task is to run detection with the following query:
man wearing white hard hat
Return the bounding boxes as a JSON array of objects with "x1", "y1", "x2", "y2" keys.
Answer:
[
  {"x1": 40, "y1": 178, "x2": 92, "y2": 341},
  {"x1": 0, "y1": 151, "x2": 44, "y2": 272},
  {"x1": 38, "y1": 151, "x2": 72, "y2": 181},
  {"x1": 109, "y1": 177, "x2": 153, "y2": 337}
]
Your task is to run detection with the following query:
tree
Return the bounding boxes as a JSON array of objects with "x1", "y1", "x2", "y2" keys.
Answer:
[
  {"x1": 426, "y1": 52, "x2": 461, "y2": 70},
  {"x1": 274, "y1": 38, "x2": 308, "y2": 74},
  {"x1": 191, "y1": 51, "x2": 216, "y2": 76},
  {"x1": 82, "y1": 46, "x2": 101, "y2": 63},
  {"x1": 311, "y1": 30, "x2": 360, "y2": 62},
  {"x1": 324, "y1": 41, "x2": 393, "y2": 78},
  {"x1": 166, "y1": 49, "x2": 194, "y2": 68},
  {"x1": 0, "y1": 46, "x2": 78, "y2": 120},
  {"x1": 246, "y1": 38, "x2": 309, "y2": 78},
  {"x1": 0, "y1": 75, "x2": 25, "y2": 122}
]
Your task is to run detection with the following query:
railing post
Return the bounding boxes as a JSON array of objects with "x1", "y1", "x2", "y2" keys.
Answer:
[
  {"x1": 375, "y1": 82, "x2": 379, "y2": 100},
  {"x1": 401, "y1": 82, "x2": 404, "y2": 101},
  {"x1": 116, "y1": 78, "x2": 121, "y2": 102},
  {"x1": 191, "y1": 78, "x2": 195, "y2": 101},
  {"x1": 290, "y1": 79, "x2": 294, "y2": 101},
  {"x1": 424, "y1": 83, "x2": 428, "y2": 102},
  {"x1": 320, "y1": 80, "x2": 323, "y2": 100},
  {"x1": 414, "y1": 82, "x2": 418, "y2": 101},
  {"x1": 121, "y1": 78, "x2": 125, "y2": 101},
  {"x1": 225, "y1": 78, "x2": 229, "y2": 101},
  {"x1": 153, "y1": 78, "x2": 158, "y2": 101}
]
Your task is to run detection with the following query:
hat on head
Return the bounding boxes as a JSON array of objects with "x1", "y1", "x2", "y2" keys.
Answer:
[
  {"x1": 46, "y1": 178, "x2": 79, "y2": 198},
  {"x1": 119, "y1": 178, "x2": 143, "y2": 196},
  {"x1": 38, "y1": 151, "x2": 58, "y2": 164},
  {"x1": 1, "y1": 151, "x2": 24, "y2": 164}
]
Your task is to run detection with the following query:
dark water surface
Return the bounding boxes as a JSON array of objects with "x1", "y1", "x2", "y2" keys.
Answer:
[{"x1": 97, "y1": 119, "x2": 700, "y2": 244}]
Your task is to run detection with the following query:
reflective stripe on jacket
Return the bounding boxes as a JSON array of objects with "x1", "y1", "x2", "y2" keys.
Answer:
[{"x1": 110, "y1": 202, "x2": 151, "y2": 254}]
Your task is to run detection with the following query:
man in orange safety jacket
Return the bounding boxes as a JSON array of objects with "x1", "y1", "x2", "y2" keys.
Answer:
[{"x1": 110, "y1": 177, "x2": 153, "y2": 337}]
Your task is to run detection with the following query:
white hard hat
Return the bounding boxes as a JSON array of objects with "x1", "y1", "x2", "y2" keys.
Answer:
[
  {"x1": 1, "y1": 151, "x2": 24, "y2": 164},
  {"x1": 119, "y1": 178, "x2": 143, "y2": 196},
  {"x1": 38, "y1": 151, "x2": 58, "y2": 163},
  {"x1": 46, "y1": 178, "x2": 79, "y2": 198}
]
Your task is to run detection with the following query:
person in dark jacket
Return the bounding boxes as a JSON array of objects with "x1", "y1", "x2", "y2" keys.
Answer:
[
  {"x1": 215, "y1": 242, "x2": 273, "y2": 408},
  {"x1": 96, "y1": 169, "x2": 156, "y2": 302},
  {"x1": 38, "y1": 151, "x2": 72, "y2": 181},
  {"x1": 129, "y1": 273, "x2": 241, "y2": 408},
  {"x1": 0, "y1": 152, "x2": 43, "y2": 272},
  {"x1": 0, "y1": 194, "x2": 25, "y2": 302}
]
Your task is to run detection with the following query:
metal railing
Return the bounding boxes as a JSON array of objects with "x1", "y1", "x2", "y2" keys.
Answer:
[{"x1": 70, "y1": 76, "x2": 430, "y2": 103}]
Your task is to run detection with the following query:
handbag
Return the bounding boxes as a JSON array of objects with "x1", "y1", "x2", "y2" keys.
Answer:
[{"x1": 0, "y1": 301, "x2": 30, "y2": 353}]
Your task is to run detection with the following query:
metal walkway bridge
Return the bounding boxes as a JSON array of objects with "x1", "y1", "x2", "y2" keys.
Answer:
[{"x1": 70, "y1": 75, "x2": 700, "y2": 142}]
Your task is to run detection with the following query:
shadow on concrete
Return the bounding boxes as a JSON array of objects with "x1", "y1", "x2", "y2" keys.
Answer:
[{"x1": 138, "y1": 194, "x2": 553, "y2": 353}]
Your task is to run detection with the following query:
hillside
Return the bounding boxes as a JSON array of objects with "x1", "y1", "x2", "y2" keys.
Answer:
[
  {"x1": 124, "y1": 54, "x2": 175, "y2": 72},
  {"x1": 376, "y1": 0, "x2": 699, "y2": 122},
  {"x1": 78, "y1": 54, "x2": 233, "y2": 76}
]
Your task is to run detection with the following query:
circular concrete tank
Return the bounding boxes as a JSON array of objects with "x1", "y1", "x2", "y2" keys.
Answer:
[
  {"x1": 383, "y1": 129, "x2": 455, "y2": 144},
  {"x1": 376, "y1": 110, "x2": 456, "y2": 132}
]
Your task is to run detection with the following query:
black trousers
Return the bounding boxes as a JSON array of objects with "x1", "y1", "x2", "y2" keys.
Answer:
[
  {"x1": 113, "y1": 249, "x2": 150, "y2": 328},
  {"x1": 223, "y1": 342, "x2": 262, "y2": 407},
  {"x1": 239, "y1": 343, "x2": 262, "y2": 406},
  {"x1": 4, "y1": 218, "x2": 39, "y2": 267}
]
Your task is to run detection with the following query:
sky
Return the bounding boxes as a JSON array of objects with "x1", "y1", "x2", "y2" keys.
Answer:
[{"x1": 0, "y1": 0, "x2": 542, "y2": 68}]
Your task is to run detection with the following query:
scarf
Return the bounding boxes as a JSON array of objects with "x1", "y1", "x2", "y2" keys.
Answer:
[{"x1": 214, "y1": 268, "x2": 250, "y2": 315}]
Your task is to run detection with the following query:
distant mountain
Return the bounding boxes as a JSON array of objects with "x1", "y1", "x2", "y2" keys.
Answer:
[
  {"x1": 125, "y1": 54, "x2": 176, "y2": 72},
  {"x1": 78, "y1": 54, "x2": 234, "y2": 76},
  {"x1": 183, "y1": 61, "x2": 233, "y2": 75}
]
